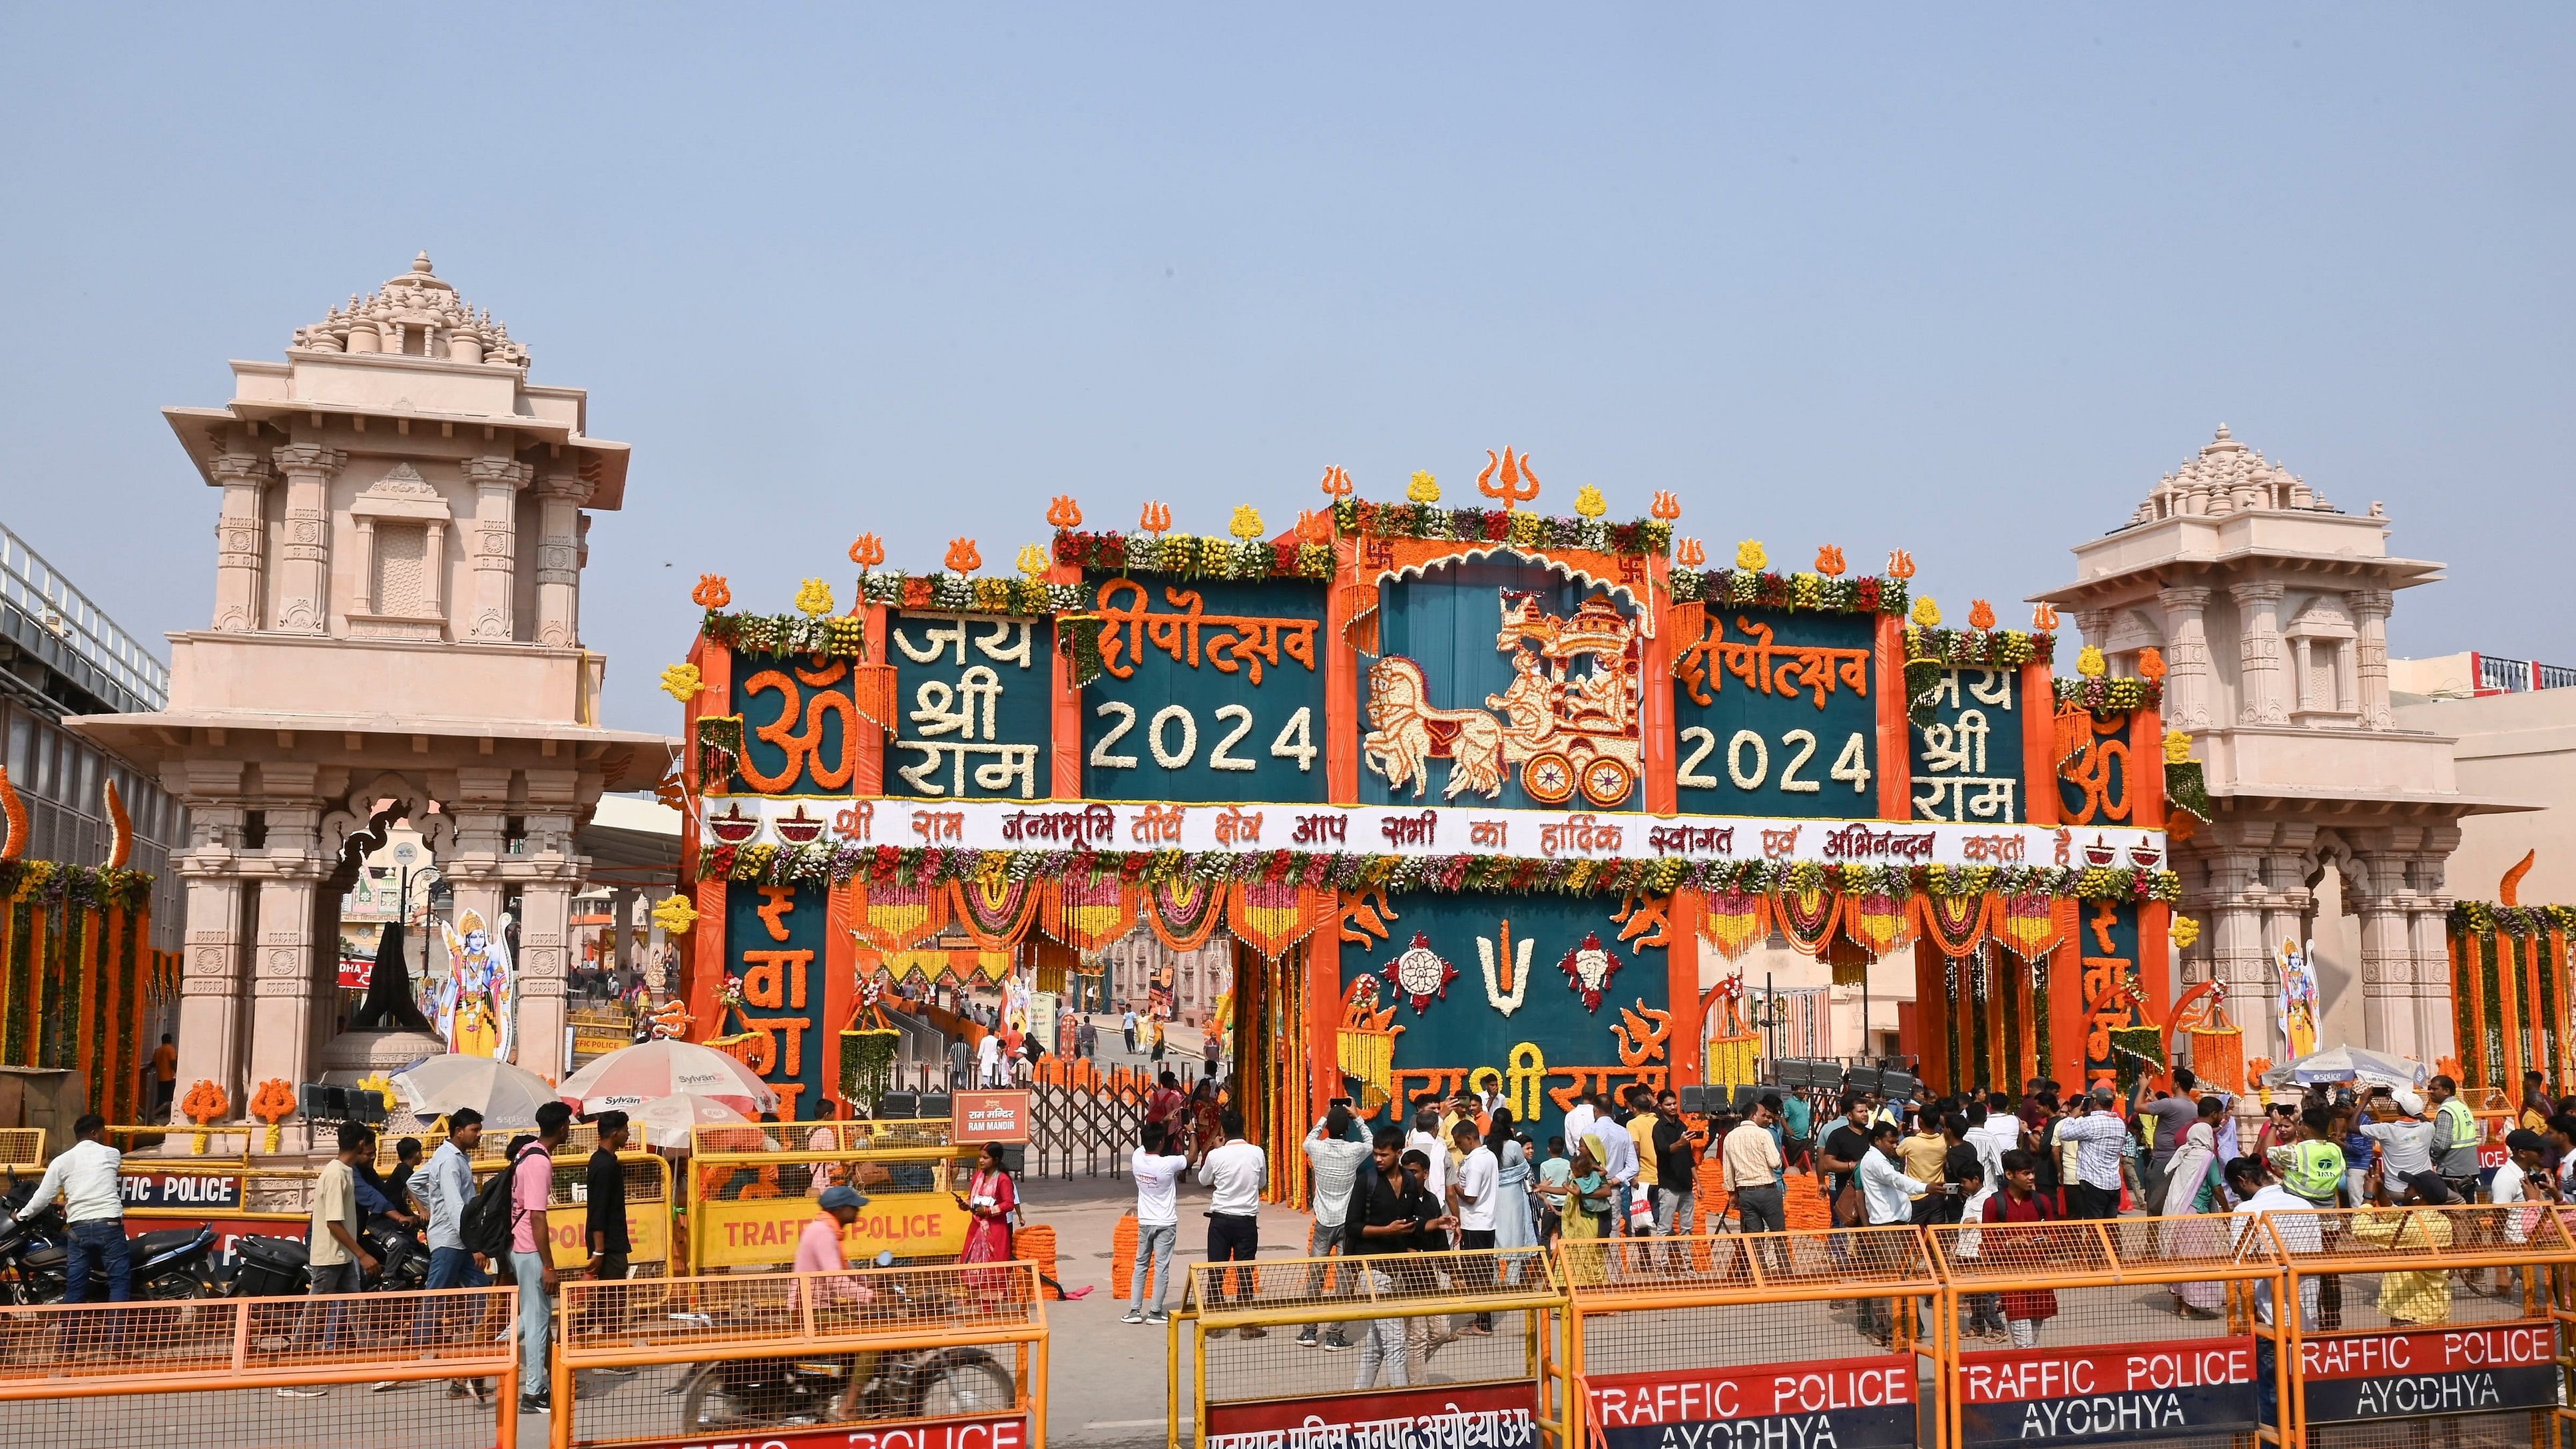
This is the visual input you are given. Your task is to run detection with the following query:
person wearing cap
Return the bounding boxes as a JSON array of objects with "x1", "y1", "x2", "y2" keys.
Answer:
[
  {"x1": 800, "y1": 1185, "x2": 880, "y2": 1418},
  {"x1": 2360, "y1": 1089, "x2": 2438, "y2": 1192},
  {"x1": 2493, "y1": 1130, "x2": 2552, "y2": 1299}
]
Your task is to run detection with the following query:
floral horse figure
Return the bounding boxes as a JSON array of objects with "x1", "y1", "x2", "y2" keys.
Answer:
[{"x1": 1364, "y1": 655, "x2": 1506, "y2": 798}]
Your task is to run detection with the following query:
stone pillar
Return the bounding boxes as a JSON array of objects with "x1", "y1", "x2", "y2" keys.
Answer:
[
  {"x1": 244, "y1": 775, "x2": 328, "y2": 1106},
  {"x1": 608, "y1": 888, "x2": 637, "y2": 975},
  {"x1": 531, "y1": 472, "x2": 591, "y2": 648},
  {"x1": 2410, "y1": 837, "x2": 2459, "y2": 1063},
  {"x1": 461, "y1": 456, "x2": 529, "y2": 641},
  {"x1": 207, "y1": 453, "x2": 272, "y2": 633},
  {"x1": 267, "y1": 443, "x2": 346, "y2": 634},
  {"x1": 2199, "y1": 842, "x2": 2277, "y2": 1063},
  {"x1": 2230, "y1": 581, "x2": 2288, "y2": 725},
  {"x1": 2351, "y1": 850, "x2": 2420, "y2": 1059},
  {"x1": 515, "y1": 881, "x2": 573, "y2": 1082},
  {"x1": 172, "y1": 860, "x2": 248, "y2": 1121},
  {"x1": 351, "y1": 515, "x2": 378, "y2": 613},
  {"x1": 2157, "y1": 586, "x2": 2214, "y2": 730},
  {"x1": 2352, "y1": 589, "x2": 2396, "y2": 729}
]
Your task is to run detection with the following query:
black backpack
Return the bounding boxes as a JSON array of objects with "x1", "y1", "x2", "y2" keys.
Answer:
[{"x1": 461, "y1": 1144, "x2": 544, "y2": 1259}]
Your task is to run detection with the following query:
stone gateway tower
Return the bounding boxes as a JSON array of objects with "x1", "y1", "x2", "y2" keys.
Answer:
[
  {"x1": 73, "y1": 254, "x2": 670, "y2": 1125},
  {"x1": 2038, "y1": 426, "x2": 2519, "y2": 1071}
]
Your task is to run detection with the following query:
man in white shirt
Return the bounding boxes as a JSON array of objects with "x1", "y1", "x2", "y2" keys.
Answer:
[
  {"x1": 1449, "y1": 1119, "x2": 1500, "y2": 1334},
  {"x1": 1197, "y1": 1111, "x2": 1268, "y2": 1336},
  {"x1": 1856, "y1": 1121, "x2": 1944, "y2": 1343},
  {"x1": 1124, "y1": 1123, "x2": 1190, "y2": 1325},
  {"x1": 1968, "y1": 1094, "x2": 2021, "y2": 1189},
  {"x1": 2226, "y1": 1153, "x2": 2315, "y2": 1426},
  {"x1": 27, "y1": 1113, "x2": 126, "y2": 1304},
  {"x1": 1298, "y1": 1106, "x2": 1371, "y2": 1350},
  {"x1": 1563, "y1": 1093, "x2": 1601, "y2": 1167},
  {"x1": 1593, "y1": 1111, "x2": 1640, "y2": 1235},
  {"x1": 1726, "y1": 1100, "x2": 1789, "y2": 1277},
  {"x1": 2360, "y1": 1089, "x2": 2440, "y2": 1181},
  {"x1": 975, "y1": 1030, "x2": 1004, "y2": 1089},
  {"x1": 1405, "y1": 1108, "x2": 1447, "y2": 1205}
]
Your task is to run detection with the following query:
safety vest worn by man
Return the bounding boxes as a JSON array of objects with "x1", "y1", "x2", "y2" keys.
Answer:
[
  {"x1": 2284, "y1": 1138, "x2": 2347, "y2": 1205},
  {"x1": 2436, "y1": 1098, "x2": 2479, "y2": 1155}
]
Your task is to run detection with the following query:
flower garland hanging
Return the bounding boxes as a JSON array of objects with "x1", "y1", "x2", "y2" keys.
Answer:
[
  {"x1": 1332, "y1": 497, "x2": 1671, "y2": 558},
  {"x1": 2054, "y1": 675, "x2": 2163, "y2": 713},
  {"x1": 1559, "y1": 932, "x2": 1623, "y2": 1012},
  {"x1": 1382, "y1": 931, "x2": 1459, "y2": 1014},
  {"x1": 1669, "y1": 567, "x2": 1908, "y2": 617},
  {"x1": 1477, "y1": 919, "x2": 1533, "y2": 1017},
  {"x1": 1052, "y1": 530, "x2": 1334, "y2": 581}
]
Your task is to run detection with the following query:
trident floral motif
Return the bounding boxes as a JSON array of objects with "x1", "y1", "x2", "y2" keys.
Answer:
[
  {"x1": 849, "y1": 534, "x2": 886, "y2": 568},
  {"x1": 1382, "y1": 930, "x2": 1459, "y2": 1014},
  {"x1": 2033, "y1": 602, "x2": 2059, "y2": 631},
  {"x1": 1676, "y1": 537, "x2": 1706, "y2": 568},
  {"x1": 1045, "y1": 495, "x2": 1084, "y2": 529},
  {"x1": 692, "y1": 573, "x2": 732, "y2": 609},
  {"x1": 1015, "y1": 544, "x2": 1050, "y2": 581},
  {"x1": 1815, "y1": 545, "x2": 1846, "y2": 577},
  {"x1": 1887, "y1": 549, "x2": 1916, "y2": 579},
  {"x1": 943, "y1": 538, "x2": 981, "y2": 573},
  {"x1": 1320, "y1": 465, "x2": 1354, "y2": 499},
  {"x1": 1649, "y1": 490, "x2": 1681, "y2": 521},
  {"x1": 1139, "y1": 501, "x2": 1173, "y2": 536},
  {"x1": 1478, "y1": 448, "x2": 1541, "y2": 509},
  {"x1": 1559, "y1": 932, "x2": 1623, "y2": 1013}
]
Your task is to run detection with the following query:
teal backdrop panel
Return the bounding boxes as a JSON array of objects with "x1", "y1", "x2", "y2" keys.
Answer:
[
  {"x1": 886, "y1": 611, "x2": 1052, "y2": 800},
  {"x1": 1360, "y1": 555, "x2": 1647, "y2": 811},
  {"x1": 1340, "y1": 890, "x2": 1670, "y2": 1151},
  {"x1": 730, "y1": 651, "x2": 862, "y2": 796},
  {"x1": 1909, "y1": 666, "x2": 2027, "y2": 824},
  {"x1": 2075, "y1": 896, "x2": 2143, "y2": 1083},
  {"x1": 1671, "y1": 607, "x2": 1878, "y2": 818},
  {"x1": 1081, "y1": 577, "x2": 1329, "y2": 804},
  {"x1": 724, "y1": 880, "x2": 829, "y2": 1120}
]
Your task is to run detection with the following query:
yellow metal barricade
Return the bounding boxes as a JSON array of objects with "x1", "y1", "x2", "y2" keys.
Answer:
[
  {"x1": 1928, "y1": 1213, "x2": 2286, "y2": 1449},
  {"x1": 0, "y1": 1127, "x2": 43, "y2": 1166},
  {"x1": 686, "y1": 1143, "x2": 979, "y2": 1273},
  {"x1": 1566, "y1": 1228, "x2": 1936, "y2": 1449},
  {"x1": 553, "y1": 1260, "x2": 1047, "y2": 1449},
  {"x1": 688, "y1": 1116, "x2": 955, "y2": 1158},
  {"x1": 473, "y1": 1149, "x2": 677, "y2": 1277},
  {"x1": 2266, "y1": 1204, "x2": 2576, "y2": 1448},
  {"x1": 105, "y1": 1123, "x2": 253, "y2": 1161},
  {"x1": 382, "y1": 1119, "x2": 603, "y2": 1171},
  {"x1": 1172, "y1": 1248, "x2": 1569, "y2": 1449},
  {"x1": 0, "y1": 1286, "x2": 519, "y2": 1449}
]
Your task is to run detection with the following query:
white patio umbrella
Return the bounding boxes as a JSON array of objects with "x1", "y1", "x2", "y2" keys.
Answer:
[
  {"x1": 621, "y1": 1092, "x2": 755, "y2": 1151},
  {"x1": 389, "y1": 1054, "x2": 563, "y2": 1126},
  {"x1": 557, "y1": 1038, "x2": 780, "y2": 1115},
  {"x1": 2264, "y1": 1044, "x2": 2428, "y2": 1091}
]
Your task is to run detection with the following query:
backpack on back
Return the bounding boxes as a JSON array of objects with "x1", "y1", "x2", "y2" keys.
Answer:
[{"x1": 461, "y1": 1144, "x2": 543, "y2": 1259}]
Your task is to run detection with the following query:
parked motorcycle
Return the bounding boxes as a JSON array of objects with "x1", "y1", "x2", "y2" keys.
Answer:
[
  {"x1": 0, "y1": 1185, "x2": 214, "y2": 1304},
  {"x1": 672, "y1": 1259, "x2": 1016, "y2": 1432}
]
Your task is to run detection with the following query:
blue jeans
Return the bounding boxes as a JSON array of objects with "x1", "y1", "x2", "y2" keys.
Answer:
[
  {"x1": 63, "y1": 1219, "x2": 132, "y2": 1304},
  {"x1": 415, "y1": 1247, "x2": 490, "y2": 1347},
  {"x1": 511, "y1": 1250, "x2": 552, "y2": 1398},
  {"x1": 294, "y1": 1259, "x2": 362, "y2": 1352}
]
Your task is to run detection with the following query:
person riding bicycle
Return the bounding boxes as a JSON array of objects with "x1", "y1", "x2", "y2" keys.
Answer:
[{"x1": 798, "y1": 1185, "x2": 880, "y2": 1420}]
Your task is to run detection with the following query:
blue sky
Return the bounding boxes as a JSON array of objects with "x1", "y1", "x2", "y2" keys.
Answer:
[{"x1": 3, "y1": 7, "x2": 2567, "y2": 732}]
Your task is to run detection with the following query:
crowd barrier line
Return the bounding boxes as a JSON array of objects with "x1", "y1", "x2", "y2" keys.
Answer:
[
  {"x1": 550, "y1": 1260, "x2": 1047, "y2": 1449},
  {"x1": 1561, "y1": 1227, "x2": 1941, "y2": 1449},
  {"x1": 1169, "y1": 1247, "x2": 1571, "y2": 1449},
  {"x1": 2265, "y1": 1203, "x2": 2576, "y2": 1448},
  {"x1": 0, "y1": 1284, "x2": 519, "y2": 1446},
  {"x1": 1927, "y1": 1214, "x2": 2289, "y2": 1449}
]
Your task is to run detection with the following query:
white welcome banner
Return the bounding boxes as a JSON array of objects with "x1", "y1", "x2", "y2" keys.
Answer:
[{"x1": 702, "y1": 794, "x2": 2166, "y2": 870}]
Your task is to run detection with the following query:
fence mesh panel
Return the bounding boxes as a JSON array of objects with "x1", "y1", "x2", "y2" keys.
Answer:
[
  {"x1": 1190, "y1": 1249, "x2": 1561, "y2": 1407},
  {"x1": 557, "y1": 1265, "x2": 1036, "y2": 1447},
  {"x1": 2268, "y1": 1207, "x2": 2571, "y2": 1449},
  {"x1": 0, "y1": 1289, "x2": 513, "y2": 1449}
]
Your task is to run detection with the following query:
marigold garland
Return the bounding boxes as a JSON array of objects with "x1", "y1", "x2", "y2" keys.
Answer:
[
  {"x1": 1332, "y1": 497, "x2": 1671, "y2": 558},
  {"x1": 1053, "y1": 531, "x2": 1334, "y2": 581},
  {"x1": 1667, "y1": 566, "x2": 1906, "y2": 616},
  {"x1": 2054, "y1": 675, "x2": 2163, "y2": 713}
]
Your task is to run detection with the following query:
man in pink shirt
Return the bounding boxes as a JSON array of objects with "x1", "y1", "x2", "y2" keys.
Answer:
[
  {"x1": 799, "y1": 1185, "x2": 876, "y2": 1420},
  {"x1": 513, "y1": 1102, "x2": 579, "y2": 1415}
]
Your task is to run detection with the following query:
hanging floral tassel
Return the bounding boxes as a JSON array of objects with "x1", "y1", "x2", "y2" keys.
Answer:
[
  {"x1": 1913, "y1": 890, "x2": 1991, "y2": 958},
  {"x1": 950, "y1": 874, "x2": 1041, "y2": 949},
  {"x1": 848, "y1": 877, "x2": 952, "y2": 953},
  {"x1": 1043, "y1": 870, "x2": 1139, "y2": 953},
  {"x1": 1692, "y1": 887, "x2": 1770, "y2": 961},
  {"x1": 1144, "y1": 877, "x2": 1227, "y2": 952},
  {"x1": 1990, "y1": 891, "x2": 2066, "y2": 962},
  {"x1": 1772, "y1": 884, "x2": 1841, "y2": 958},
  {"x1": 1841, "y1": 889, "x2": 1914, "y2": 958}
]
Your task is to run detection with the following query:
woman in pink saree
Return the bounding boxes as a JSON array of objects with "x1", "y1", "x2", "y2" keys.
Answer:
[{"x1": 955, "y1": 1141, "x2": 1019, "y2": 1297}]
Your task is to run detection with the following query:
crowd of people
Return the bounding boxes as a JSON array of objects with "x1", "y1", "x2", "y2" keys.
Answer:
[{"x1": 1111, "y1": 1063, "x2": 2573, "y2": 1369}]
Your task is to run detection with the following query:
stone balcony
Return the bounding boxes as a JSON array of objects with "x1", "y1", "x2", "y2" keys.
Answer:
[{"x1": 164, "y1": 629, "x2": 608, "y2": 732}]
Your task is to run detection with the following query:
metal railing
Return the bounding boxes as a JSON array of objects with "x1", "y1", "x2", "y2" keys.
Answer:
[{"x1": 0, "y1": 520, "x2": 170, "y2": 712}]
